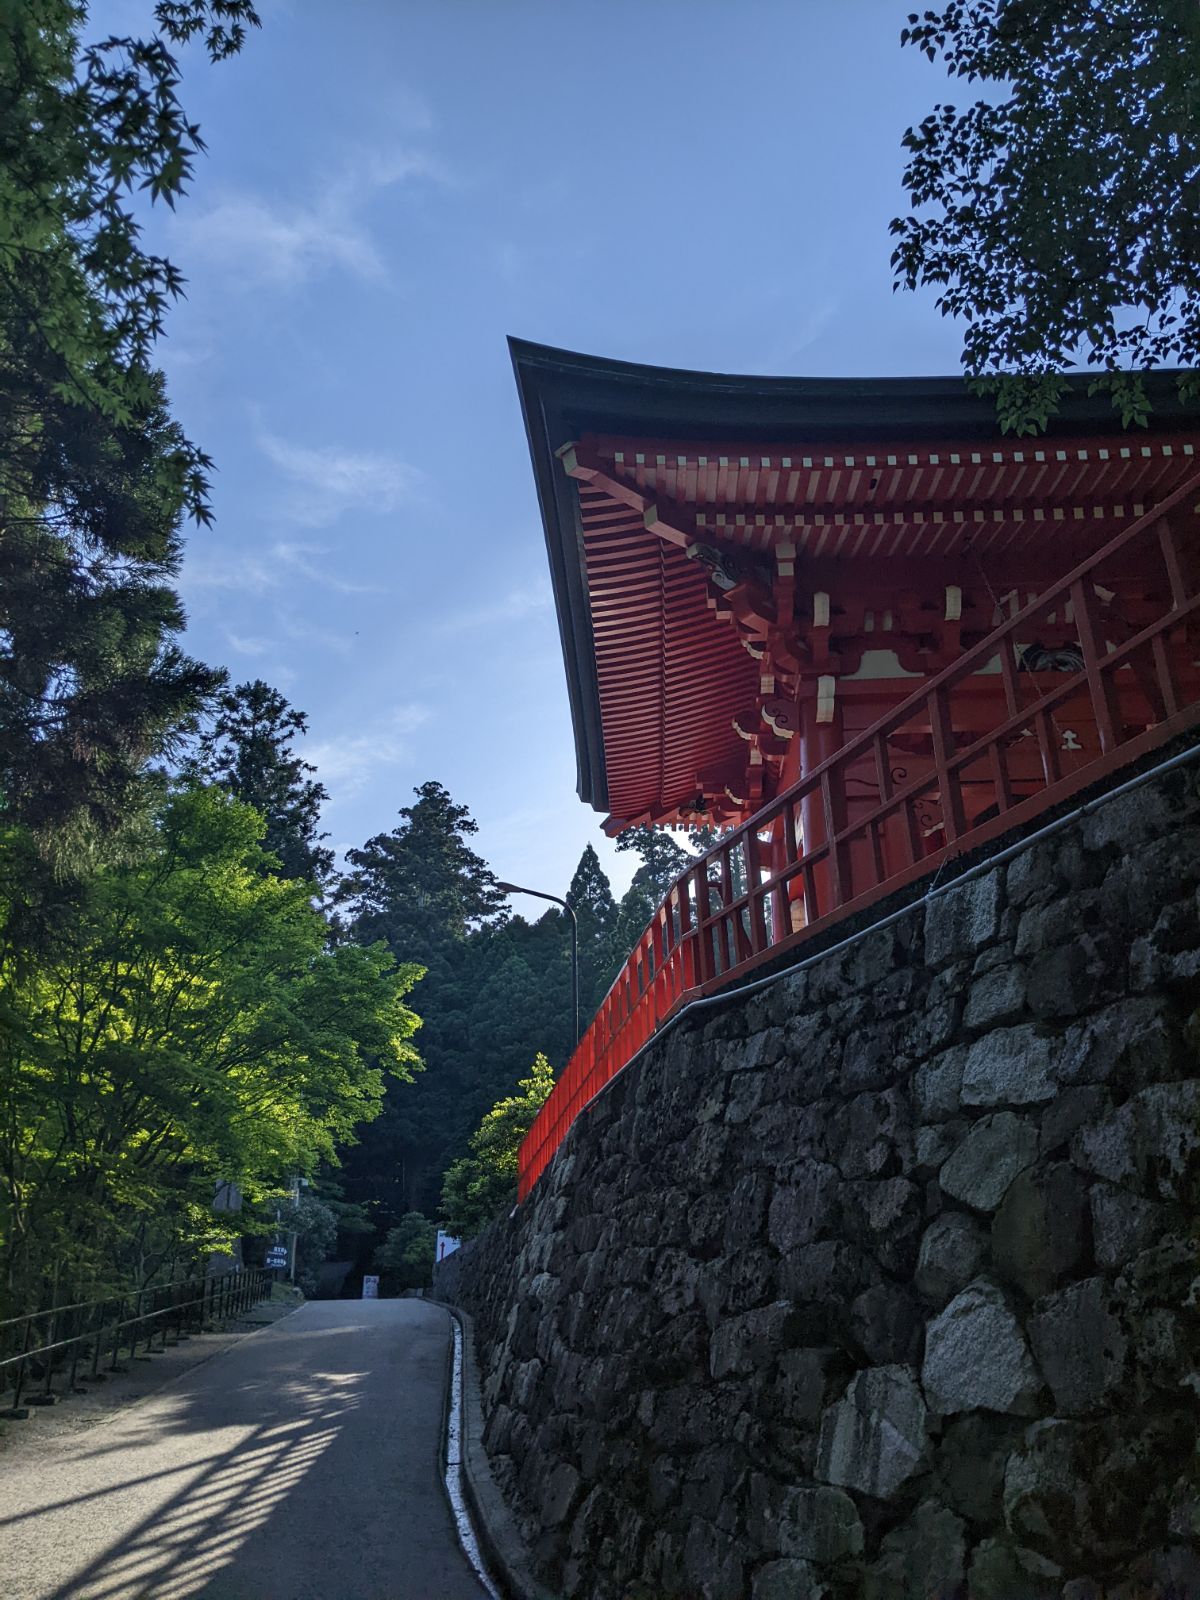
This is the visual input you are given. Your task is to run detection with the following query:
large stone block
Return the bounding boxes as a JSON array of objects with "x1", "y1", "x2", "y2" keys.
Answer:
[
  {"x1": 934, "y1": 1412, "x2": 1025, "y2": 1527},
  {"x1": 863, "y1": 1499, "x2": 967, "y2": 1600},
  {"x1": 1014, "y1": 891, "x2": 1103, "y2": 959},
  {"x1": 965, "y1": 962, "x2": 1028, "y2": 1030},
  {"x1": 991, "y1": 1162, "x2": 1089, "y2": 1300},
  {"x1": 751, "y1": 1559, "x2": 826, "y2": 1600},
  {"x1": 1055, "y1": 996, "x2": 1176, "y2": 1092},
  {"x1": 1025, "y1": 943, "x2": 1092, "y2": 1020},
  {"x1": 966, "y1": 1537, "x2": 1058, "y2": 1600},
  {"x1": 815, "y1": 1365, "x2": 929, "y2": 1501},
  {"x1": 999, "y1": 1414, "x2": 1190, "y2": 1570},
  {"x1": 1038, "y1": 1084, "x2": 1112, "y2": 1157},
  {"x1": 650, "y1": 1249, "x2": 703, "y2": 1318},
  {"x1": 924, "y1": 870, "x2": 1003, "y2": 967},
  {"x1": 961, "y1": 1025, "x2": 1055, "y2": 1107},
  {"x1": 724, "y1": 1027, "x2": 787, "y2": 1073},
  {"x1": 778, "y1": 1239, "x2": 870, "y2": 1306},
  {"x1": 724, "y1": 1171, "x2": 772, "y2": 1249},
  {"x1": 538, "y1": 1459, "x2": 582, "y2": 1527},
  {"x1": 841, "y1": 1020, "x2": 905, "y2": 1092},
  {"x1": 1027, "y1": 1277, "x2": 1127, "y2": 1416},
  {"x1": 939, "y1": 1112, "x2": 1038, "y2": 1212},
  {"x1": 768, "y1": 1165, "x2": 840, "y2": 1253},
  {"x1": 683, "y1": 1517, "x2": 745, "y2": 1600},
  {"x1": 679, "y1": 1443, "x2": 752, "y2": 1527},
  {"x1": 1072, "y1": 1079, "x2": 1200, "y2": 1201},
  {"x1": 841, "y1": 1177, "x2": 922, "y2": 1274},
  {"x1": 849, "y1": 1282, "x2": 923, "y2": 1365},
  {"x1": 749, "y1": 1474, "x2": 865, "y2": 1565},
  {"x1": 913, "y1": 1045, "x2": 966, "y2": 1122},
  {"x1": 711, "y1": 1303, "x2": 798, "y2": 1381},
  {"x1": 915, "y1": 1211, "x2": 988, "y2": 1306},
  {"x1": 1089, "y1": 1181, "x2": 1163, "y2": 1270},
  {"x1": 827, "y1": 1088, "x2": 911, "y2": 1179},
  {"x1": 921, "y1": 1279, "x2": 1042, "y2": 1415}
]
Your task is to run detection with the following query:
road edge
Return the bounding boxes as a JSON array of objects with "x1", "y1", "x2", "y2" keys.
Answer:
[{"x1": 435, "y1": 1300, "x2": 558, "y2": 1600}]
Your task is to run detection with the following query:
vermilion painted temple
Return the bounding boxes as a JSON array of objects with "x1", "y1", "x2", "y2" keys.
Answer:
[{"x1": 512, "y1": 339, "x2": 1200, "y2": 1197}]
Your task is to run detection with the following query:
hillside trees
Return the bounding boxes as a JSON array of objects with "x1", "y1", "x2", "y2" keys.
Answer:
[
  {"x1": 440, "y1": 1054, "x2": 555, "y2": 1239},
  {"x1": 892, "y1": 1, "x2": 1200, "y2": 431},
  {"x1": 0, "y1": 787, "x2": 420, "y2": 1313},
  {"x1": 373, "y1": 1212, "x2": 437, "y2": 1293}
]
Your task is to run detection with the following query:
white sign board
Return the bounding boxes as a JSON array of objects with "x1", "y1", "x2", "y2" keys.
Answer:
[
  {"x1": 436, "y1": 1230, "x2": 461, "y2": 1262},
  {"x1": 362, "y1": 1274, "x2": 379, "y2": 1299}
]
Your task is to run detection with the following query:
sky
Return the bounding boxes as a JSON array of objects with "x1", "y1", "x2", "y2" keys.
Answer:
[{"x1": 130, "y1": 0, "x2": 970, "y2": 901}]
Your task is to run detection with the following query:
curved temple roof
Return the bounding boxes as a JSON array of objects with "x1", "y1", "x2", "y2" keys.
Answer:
[{"x1": 509, "y1": 338, "x2": 1200, "y2": 825}]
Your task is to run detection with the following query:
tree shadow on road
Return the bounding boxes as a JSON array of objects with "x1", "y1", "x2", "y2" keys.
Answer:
[{"x1": 0, "y1": 1302, "x2": 476, "y2": 1600}]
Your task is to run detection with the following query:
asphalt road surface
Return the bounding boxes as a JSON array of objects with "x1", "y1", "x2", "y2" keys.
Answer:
[{"x1": 0, "y1": 1299, "x2": 492, "y2": 1600}]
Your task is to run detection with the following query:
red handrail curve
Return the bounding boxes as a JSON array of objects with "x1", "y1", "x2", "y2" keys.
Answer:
[{"x1": 518, "y1": 472, "x2": 1200, "y2": 1200}]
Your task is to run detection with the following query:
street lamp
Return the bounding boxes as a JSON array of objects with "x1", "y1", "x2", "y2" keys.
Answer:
[{"x1": 496, "y1": 881, "x2": 579, "y2": 1047}]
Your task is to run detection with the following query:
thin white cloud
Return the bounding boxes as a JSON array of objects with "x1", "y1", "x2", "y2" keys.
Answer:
[
  {"x1": 276, "y1": 608, "x2": 357, "y2": 652},
  {"x1": 180, "y1": 536, "x2": 384, "y2": 600},
  {"x1": 179, "y1": 548, "x2": 277, "y2": 596},
  {"x1": 259, "y1": 433, "x2": 424, "y2": 530},
  {"x1": 307, "y1": 705, "x2": 429, "y2": 797},
  {"x1": 225, "y1": 630, "x2": 274, "y2": 656},
  {"x1": 431, "y1": 580, "x2": 552, "y2": 635},
  {"x1": 177, "y1": 143, "x2": 450, "y2": 289}
]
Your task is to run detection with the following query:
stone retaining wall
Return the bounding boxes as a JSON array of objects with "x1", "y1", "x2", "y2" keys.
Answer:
[{"x1": 440, "y1": 756, "x2": 1200, "y2": 1599}]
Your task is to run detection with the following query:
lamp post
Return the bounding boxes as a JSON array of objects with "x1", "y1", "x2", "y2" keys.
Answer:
[{"x1": 496, "y1": 881, "x2": 579, "y2": 1047}]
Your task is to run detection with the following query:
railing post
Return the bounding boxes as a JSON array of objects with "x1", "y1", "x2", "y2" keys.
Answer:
[
  {"x1": 693, "y1": 864, "x2": 714, "y2": 985},
  {"x1": 928, "y1": 686, "x2": 965, "y2": 844},
  {"x1": 39, "y1": 1309, "x2": 57, "y2": 1402},
  {"x1": 1071, "y1": 579, "x2": 1121, "y2": 752},
  {"x1": 88, "y1": 1301, "x2": 105, "y2": 1382},
  {"x1": 820, "y1": 769, "x2": 848, "y2": 907},
  {"x1": 9, "y1": 1317, "x2": 33, "y2": 1414},
  {"x1": 1158, "y1": 514, "x2": 1191, "y2": 609},
  {"x1": 743, "y1": 830, "x2": 768, "y2": 956},
  {"x1": 109, "y1": 1298, "x2": 126, "y2": 1372}
]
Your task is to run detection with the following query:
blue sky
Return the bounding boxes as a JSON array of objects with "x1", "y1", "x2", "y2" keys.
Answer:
[{"x1": 135, "y1": 0, "x2": 969, "y2": 899}]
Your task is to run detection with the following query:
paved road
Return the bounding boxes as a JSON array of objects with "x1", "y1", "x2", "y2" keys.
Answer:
[{"x1": 0, "y1": 1300, "x2": 491, "y2": 1600}]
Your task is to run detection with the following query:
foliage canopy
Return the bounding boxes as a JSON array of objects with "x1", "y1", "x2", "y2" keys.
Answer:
[
  {"x1": 0, "y1": 0, "x2": 260, "y2": 515},
  {"x1": 892, "y1": 1, "x2": 1200, "y2": 431},
  {"x1": 440, "y1": 1054, "x2": 555, "y2": 1239},
  {"x1": 0, "y1": 787, "x2": 421, "y2": 1311}
]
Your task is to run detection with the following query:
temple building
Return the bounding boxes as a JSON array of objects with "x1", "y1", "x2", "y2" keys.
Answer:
[{"x1": 511, "y1": 339, "x2": 1200, "y2": 1194}]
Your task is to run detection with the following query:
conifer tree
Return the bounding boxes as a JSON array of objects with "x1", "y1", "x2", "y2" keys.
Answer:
[
  {"x1": 337, "y1": 783, "x2": 506, "y2": 1218},
  {"x1": 191, "y1": 679, "x2": 333, "y2": 885},
  {"x1": 0, "y1": 1, "x2": 261, "y2": 870},
  {"x1": 612, "y1": 824, "x2": 694, "y2": 967},
  {"x1": 566, "y1": 843, "x2": 619, "y2": 1016}
]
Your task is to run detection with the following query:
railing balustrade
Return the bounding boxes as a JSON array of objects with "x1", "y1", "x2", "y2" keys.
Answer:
[
  {"x1": 518, "y1": 472, "x2": 1200, "y2": 1199},
  {"x1": 0, "y1": 1269, "x2": 272, "y2": 1417}
]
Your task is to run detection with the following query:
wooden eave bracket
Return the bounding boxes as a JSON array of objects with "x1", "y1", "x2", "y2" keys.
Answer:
[{"x1": 558, "y1": 443, "x2": 693, "y2": 549}]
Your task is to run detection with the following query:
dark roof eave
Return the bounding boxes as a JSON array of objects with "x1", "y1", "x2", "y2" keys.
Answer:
[{"x1": 509, "y1": 337, "x2": 1200, "y2": 817}]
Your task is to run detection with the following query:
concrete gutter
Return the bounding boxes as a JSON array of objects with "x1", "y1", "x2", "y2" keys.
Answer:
[{"x1": 436, "y1": 1300, "x2": 558, "y2": 1600}]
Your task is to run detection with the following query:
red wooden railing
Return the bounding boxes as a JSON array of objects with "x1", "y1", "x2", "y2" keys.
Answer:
[{"x1": 518, "y1": 474, "x2": 1200, "y2": 1199}]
